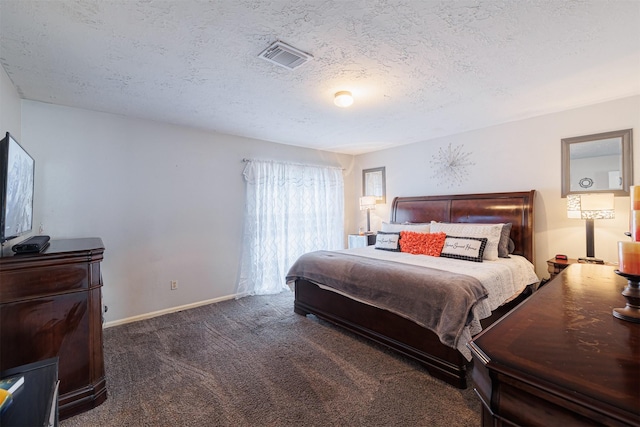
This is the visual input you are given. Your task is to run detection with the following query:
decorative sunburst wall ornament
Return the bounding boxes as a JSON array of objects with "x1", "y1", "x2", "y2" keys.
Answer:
[{"x1": 430, "y1": 143, "x2": 475, "y2": 188}]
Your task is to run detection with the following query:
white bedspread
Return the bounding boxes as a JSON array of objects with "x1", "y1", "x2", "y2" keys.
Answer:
[{"x1": 324, "y1": 246, "x2": 540, "y2": 359}]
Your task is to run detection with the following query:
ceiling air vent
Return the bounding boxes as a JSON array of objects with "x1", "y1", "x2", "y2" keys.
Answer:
[{"x1": 258, "y1": 41, "x2": 313, "y2": 70}]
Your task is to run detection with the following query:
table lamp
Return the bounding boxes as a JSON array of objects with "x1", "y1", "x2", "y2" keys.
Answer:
[
  {"x1": 567, "y1": 193, "x2": 615, "y2": 263},
  {"x1": 359, "y1": 196, "x2": 376, "y2": 233}
]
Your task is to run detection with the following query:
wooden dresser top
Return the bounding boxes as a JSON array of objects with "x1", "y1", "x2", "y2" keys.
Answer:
[{"x1": 470, "y1": 263, "x2": 639, "y2": 424}]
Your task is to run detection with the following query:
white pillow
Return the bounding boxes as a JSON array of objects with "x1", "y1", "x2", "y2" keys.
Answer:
[
  {"x1": 430, "y1": 221, "x2": 502, "y2": 261},
  {"x1": 381, "y1": 222, "x2": 430, "y2": 233}
]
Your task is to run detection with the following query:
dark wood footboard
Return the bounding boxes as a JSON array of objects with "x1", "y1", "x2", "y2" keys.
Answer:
[
  {"x1": 294, "y1": 279, "x2": 534, "y2": 389},
  {"x1": 294, "y1": 279, "x2": 469, "y2": 388}
]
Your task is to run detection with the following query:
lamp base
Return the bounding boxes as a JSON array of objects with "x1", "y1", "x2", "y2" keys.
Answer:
[
  {"x1": 578, "y1": 256, "x2": 605, "y2": 264},
  {"x1": 613, "y1": 306, "x2": 640, "y2": 323},
  {"x1": 612, "y1": 270, "x2": 640, "y2": 324}
]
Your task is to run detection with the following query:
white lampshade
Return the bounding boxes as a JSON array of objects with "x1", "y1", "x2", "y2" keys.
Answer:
[
  {"x1": 359, "y1": 196, "x2": 376, "y2": 210},
  {"x1": 567, "y1": 193, "x2": 615, "y2": 219},
  {"x1": 334, "y1": 91, "x2": 354, "y2": 108}
]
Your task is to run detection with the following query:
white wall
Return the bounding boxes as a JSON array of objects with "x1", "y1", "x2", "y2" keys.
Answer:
[
  {"x1": 0, "y1": 67, "x2": 27, "y2": 253},
  {"x1": 354, "y1": 95, "x2": 640, "y2": 277},
  {"x1": 20, "y1": 100, "x2": 355, "y2": 324},
  {"x1": 0, "y1": 67, "x2": 21, "y2": 146}
]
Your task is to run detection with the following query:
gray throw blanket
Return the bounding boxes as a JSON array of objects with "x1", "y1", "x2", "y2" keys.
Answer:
[{"x1": 286, "y1": 250, "x2": 489, "y2": 349}]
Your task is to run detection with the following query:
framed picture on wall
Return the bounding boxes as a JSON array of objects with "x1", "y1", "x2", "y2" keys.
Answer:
[
  {"x1": 561, "y1": 129, "x2": 633, "y2": 197},
  {"x1": 363, "y1": 166, "x2": 386, "y2": 203}
]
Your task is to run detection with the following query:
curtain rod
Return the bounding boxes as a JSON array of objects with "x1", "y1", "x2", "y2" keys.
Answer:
[{"x1": 242, "y1": 158, "x2": 344, "y2": 170}]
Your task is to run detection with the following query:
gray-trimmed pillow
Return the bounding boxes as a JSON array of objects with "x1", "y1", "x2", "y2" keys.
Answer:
[
  {"x1": 440, "y1": 236, "x2": 487, "y2": 262},
  {"x1": 374, "y1": 231, "x2": 401, "y2": 251},
  {"x1": 498, "y1": 223, "x2": 513, "y2": 258}
]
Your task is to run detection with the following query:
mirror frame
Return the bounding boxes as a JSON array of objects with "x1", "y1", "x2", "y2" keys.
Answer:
[
  {"x1": 561, "y1": 129, "x2": 633, "y2": 197},
  {"x1": 362, "y1": 166, "x2": 386, "y2": 204}
]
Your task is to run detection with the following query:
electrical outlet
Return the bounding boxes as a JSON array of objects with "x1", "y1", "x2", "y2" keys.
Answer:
[{"x1": 170, "y1": 280, "x2": 178, "y2": 290}]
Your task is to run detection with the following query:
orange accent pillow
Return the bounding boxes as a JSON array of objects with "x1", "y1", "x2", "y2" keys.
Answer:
[{"x1": 399, "y1": 231, "x2": 447, "y2": 256}]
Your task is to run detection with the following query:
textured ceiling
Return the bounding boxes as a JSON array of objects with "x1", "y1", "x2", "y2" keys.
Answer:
[{"x1": 1, "y1": 0, "x2": 639, "y2": 155}]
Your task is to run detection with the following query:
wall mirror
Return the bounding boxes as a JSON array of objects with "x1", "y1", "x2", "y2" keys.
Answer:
[
  {"x1": 363, "y1": 166, "x2": 386, "y2": 203},
  {"x1": 561, "y1": 129, "x2": 633, "y2": 197}
]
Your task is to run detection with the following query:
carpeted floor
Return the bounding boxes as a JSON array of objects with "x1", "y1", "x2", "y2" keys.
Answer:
[{"x1": 61, "y1": 291, "x2": 480, "y2": 426}]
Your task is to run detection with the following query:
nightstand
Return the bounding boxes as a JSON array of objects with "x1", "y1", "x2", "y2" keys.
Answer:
[
  {"x1": 547, "y1": 257, "x2": 617, "y2": 280},
  {"x1": 348, "y1": 234, "x2": 376, "y2": 248}
]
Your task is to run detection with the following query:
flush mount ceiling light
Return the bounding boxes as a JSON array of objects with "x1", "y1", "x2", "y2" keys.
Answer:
[{"x1": 334, "y1": 91, "x2": 354, "y2": 108}]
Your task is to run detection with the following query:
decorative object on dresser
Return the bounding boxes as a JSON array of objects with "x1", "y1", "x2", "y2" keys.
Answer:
[
  {"x1": 288, "y1": 190, "x2": 538, "y2": 389},
  {"x1": 567, "y1": 192, "x2": 615, "y2": 263},
  {"x1": 631, "y1": 186, "x2": 640, "y2": 241},
  {"x1": 614, "y1": 185, "x2": 640, "y2": 323},
  {"x1": 468, "y1": 264, "x2": 640, "y2": 427},
  {"x1": 0, "y1": 238, "x2": 106, "y2": 420},
  {"x1": 611, "y1": 270, "x2": 640, "y2": 323},
  {"x1": 359, "y1": 196, "x2": 376, "y2": 233}
]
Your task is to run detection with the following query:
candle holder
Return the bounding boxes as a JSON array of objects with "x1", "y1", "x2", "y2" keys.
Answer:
[{"x1": 612, "y1": 270, "x2": 640, "y2": 323}]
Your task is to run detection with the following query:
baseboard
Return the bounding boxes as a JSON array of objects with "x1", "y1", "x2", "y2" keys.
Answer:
[{"x1": 103, "y1": 293, "x2": 241, "y2": 328}]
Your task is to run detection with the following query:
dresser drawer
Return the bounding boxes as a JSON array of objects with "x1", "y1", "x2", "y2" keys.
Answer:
[{"x1": 0, "y1": 264, "x2": 89, "y2": 303}]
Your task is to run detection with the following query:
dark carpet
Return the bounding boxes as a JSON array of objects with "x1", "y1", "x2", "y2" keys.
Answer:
[{"x1": 61, "y1": 291, "x2": 480, "y2": 426}]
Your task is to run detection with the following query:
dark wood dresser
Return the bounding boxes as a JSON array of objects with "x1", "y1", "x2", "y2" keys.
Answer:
[
  {"x1": 0, "y1": 238, "x2": 106, "y2": 419},
  {"x1": 468, "y1": 263, "x2": 639, "y2": 426}
]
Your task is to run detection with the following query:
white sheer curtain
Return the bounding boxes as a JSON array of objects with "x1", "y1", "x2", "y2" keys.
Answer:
[{"x1": 238, "y1": 160, "x2": 344, "y2": 296}]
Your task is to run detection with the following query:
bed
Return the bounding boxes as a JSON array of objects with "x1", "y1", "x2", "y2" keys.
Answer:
[{"x1": 287, "y1": 190, "x2": 538, "y2": 389}]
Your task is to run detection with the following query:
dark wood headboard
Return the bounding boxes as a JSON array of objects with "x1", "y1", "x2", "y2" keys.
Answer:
[{"x1": 391, "y1": 190, "x2": 535, "y2": 263}]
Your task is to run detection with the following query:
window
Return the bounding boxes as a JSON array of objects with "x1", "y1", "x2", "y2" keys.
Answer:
[{"x1": 238, "y1": 160, "x2": 344, "y2": 295}]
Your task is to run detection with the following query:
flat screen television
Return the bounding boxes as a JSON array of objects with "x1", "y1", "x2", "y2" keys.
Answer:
[{"x1": 0, "y1": 132, "x2": 35, "y2": 243}]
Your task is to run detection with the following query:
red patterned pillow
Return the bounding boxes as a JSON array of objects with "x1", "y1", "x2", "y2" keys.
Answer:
[{"x1": 399, "y1": 231, "x2": 447, "y2": 256}]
